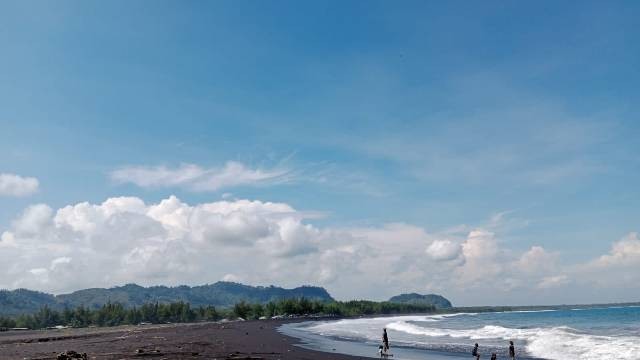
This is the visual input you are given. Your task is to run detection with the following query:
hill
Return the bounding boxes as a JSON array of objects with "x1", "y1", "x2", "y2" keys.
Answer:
[
  {"x1": 388, "y1": 293, "x2": 452, "y2": 309},
  {"x1": 0, "y1": 282, "x2": 334, "y2": 316},
  {"x1": 0, "y1": 289, "x2": 58, "y2": 316}
]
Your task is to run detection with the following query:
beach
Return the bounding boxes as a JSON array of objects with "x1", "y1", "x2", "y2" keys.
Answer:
[
  {"x1": 2, "y1": 307, "x2": 638, "y2": 360},
  {"x1": 0, "y1": 320, "x2": 372, "y2": 360}
]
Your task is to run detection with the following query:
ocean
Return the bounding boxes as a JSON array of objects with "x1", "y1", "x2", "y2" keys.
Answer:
[{"x1": 280, "y1": 306, "x2": 640, "y2": 360}]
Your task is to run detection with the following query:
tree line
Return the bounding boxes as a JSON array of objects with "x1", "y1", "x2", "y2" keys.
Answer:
[{"x1": 0, "y1": 298, "x2": 436, "y2": 330}]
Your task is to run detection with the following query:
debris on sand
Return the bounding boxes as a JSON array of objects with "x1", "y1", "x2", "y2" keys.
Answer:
[
  {"x1": 56, "y1": 350, "x2": 87, "y2": 360},
  {"x1": 134, "y1": 348, "x2": 164, "y2": 357},
  {"x1": 226, "y1": 351, "x2": 264, "y2": 359}
]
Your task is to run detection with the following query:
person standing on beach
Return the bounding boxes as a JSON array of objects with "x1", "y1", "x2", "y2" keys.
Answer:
[
  {"x1": 509, "y1": 341, "x2": 516, "y2": 359},
  {"x1": 472, "y1": 343, "x2": 480, "y2": 359},
  {"x1": 382, "y1": 328, "x2": 390, "y2": 354}
]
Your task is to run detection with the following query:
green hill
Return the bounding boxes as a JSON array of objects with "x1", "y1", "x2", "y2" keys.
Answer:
[
  {"x1": 0, "y1": 282, "x2": 334, "y2": 316},
  {"x1": 388, "y1": 293, "x2": 452, "y2": 309},
  {"x1": 0, "y1": 289, "x2": 58, "y2": 316}
]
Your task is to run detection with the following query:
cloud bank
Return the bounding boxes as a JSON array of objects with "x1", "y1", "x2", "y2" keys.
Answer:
[
  {"x1": 0, "y1": 173, "x2": 39, "y2": 197},
  {"x1": 0, "y1": 196, "x2": 637, "y2": 304}
]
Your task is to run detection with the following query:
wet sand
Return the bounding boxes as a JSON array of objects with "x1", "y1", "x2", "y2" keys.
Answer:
[
  {"x1": 281, "y1": 322, "x2": 470, "y2": 360},
  {"x1": 0, "y1": 320, "x2": 372, "y2": 360}
]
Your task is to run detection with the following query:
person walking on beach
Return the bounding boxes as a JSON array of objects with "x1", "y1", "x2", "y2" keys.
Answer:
[
  {"x1": 490, "y1": 353, "x2": 497, "y2": 360},
  {"x1": 382, "y1": 328, "x2": 390, "y2": 354},
  {"x1": 509, "y1": 340, "x2": 516, "y2": 359},
  {"x1": 472, "y1": 343, "x2": 480, "y2": 359}
]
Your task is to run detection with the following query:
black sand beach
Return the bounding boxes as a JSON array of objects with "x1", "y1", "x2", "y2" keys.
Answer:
[{"x1": 0, "y1": 320, "x2": 372, "y2": 360}]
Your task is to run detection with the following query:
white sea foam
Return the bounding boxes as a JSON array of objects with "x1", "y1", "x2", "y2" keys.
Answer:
[
  {"x1": 507, "y1": 309, "x2": 557, "y2": 314},
  {"x1": 427, "y1": 312, "x2": 478, "y2": 320},
  {"x1": 306, "y1": 313, "x2": 477, "y2": 334},
  {"x1": 303, "y1": 314, "x2": 640, "y2": 360},
  {"x1": 384, "y1": 321, "x2": 640, "y2": 360}
]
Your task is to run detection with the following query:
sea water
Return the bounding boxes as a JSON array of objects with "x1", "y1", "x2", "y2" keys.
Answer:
[{"x1": 282, "y1": 306, "x2": 640, "y2": 360}]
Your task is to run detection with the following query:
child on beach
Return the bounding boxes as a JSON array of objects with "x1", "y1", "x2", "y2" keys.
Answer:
[
  {"x1": 378, "y1": 344, "x2": 392, "y2": 358},
  {"x1": 509, "y1": 341, "x2": 516, "y2": 359},
  {"x1": 490, "y1": 353, "x2": 497, "y2": 360},
  {"x1": 472, "y1": 343, "x2": 480, "y2": 359}
]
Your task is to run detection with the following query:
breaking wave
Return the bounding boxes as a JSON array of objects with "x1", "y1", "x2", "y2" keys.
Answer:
[{"x1": 385, "y1": 321, "x2": 640, "y2": 360}]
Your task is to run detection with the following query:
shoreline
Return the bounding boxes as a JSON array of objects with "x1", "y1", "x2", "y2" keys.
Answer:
[
  {"x1": 281, "y1": 321, "x2": 480, "y2": 360},
  {"x1": 279, "y1": 315, "x2": 545, "y2": 360},
  {"x1": 0, "y1": 317, "x2": 535, "y2": 360},
  {"x1": 0, "y1": 311, "x2": 561, "y2": 360},
  {"x1": 0, "y1": 319, "x2": 372, "y2": 360}
]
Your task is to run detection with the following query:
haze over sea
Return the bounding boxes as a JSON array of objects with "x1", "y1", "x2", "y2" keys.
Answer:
[{"x1": 284, "y1": 306, "x2": 640, "y2": 360}]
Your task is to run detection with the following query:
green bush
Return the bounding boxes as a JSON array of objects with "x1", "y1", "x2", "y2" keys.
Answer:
[{"x1": 0, "y1": 297, "x2": 435, "y2": 330}]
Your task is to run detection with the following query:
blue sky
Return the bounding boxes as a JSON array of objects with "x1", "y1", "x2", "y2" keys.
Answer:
[{"x1": 0, "y1": 1, "x2": 639, "y2": 305}]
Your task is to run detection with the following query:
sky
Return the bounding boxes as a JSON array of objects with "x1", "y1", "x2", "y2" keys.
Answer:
[{"x1": 0, "y1": 1, "x2": 639, "y2": 306}]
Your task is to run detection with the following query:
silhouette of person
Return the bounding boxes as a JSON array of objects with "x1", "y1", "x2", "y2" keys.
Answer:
[
  {"x1": 382, "y1": 328, "x2": 390, "y2": 353},
  {"x1": 472, "y1": 343, "x2": 480, "y2": 360}
]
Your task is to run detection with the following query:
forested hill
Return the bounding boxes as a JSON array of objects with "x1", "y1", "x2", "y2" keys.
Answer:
[
  {"x1": 0, "y1": 282, "x2": 334, "y2": 316},
  {"x1": 388, "y1": 293, "x2": 453, "y2": 309},
  {"x1": 0, "y1": 289, "x2": 58, "y2": 316}
]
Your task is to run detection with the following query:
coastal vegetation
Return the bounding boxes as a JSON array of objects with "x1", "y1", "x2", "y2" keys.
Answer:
[{"x1": 0, "y1": 298, "x2": 437, "y2": 330}]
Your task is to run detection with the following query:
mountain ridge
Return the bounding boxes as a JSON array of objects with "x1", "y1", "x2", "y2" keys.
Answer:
[{"x1": 0, "y1": 282, "x2": 334, "y2": 316}]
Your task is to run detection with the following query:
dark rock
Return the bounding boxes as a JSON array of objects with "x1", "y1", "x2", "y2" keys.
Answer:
[{"x1": 57, "y1": 351, "x2": 87, "y2": 360}]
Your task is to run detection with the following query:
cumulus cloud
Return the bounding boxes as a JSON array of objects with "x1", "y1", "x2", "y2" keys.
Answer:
[
  {"x1": 455, "y1": 229, "x2": 502, "y2": 285},
  {"x1": 0, "y1": 197, "x2": 637, "y2": 304},
  {"x1": 538, "y1": 275, "x2": 569, "y2": 289},
  {"x1": 572, "y1": 233, "x2": 640, "y2": 289},
  {"x1": 590, "y1": 232, "x2": 640, "y2": 267},
  {"x1": 110, "y1": 162, "x2": 292, "y2": 191},
  {"x1": 0, "y1": 202, "x2": 454, "y2": 298},
  {"x1": 0, "y1": 196, "x2": 326, "y2": 293},
  {"x1": 0, "y1": 173, "x2": 39, "y2": 197},
  {"x1": 516, "y1": 246, "x2": 559, "y2": 275},
  {"x1": 426, "y1": 240, "x2": 462, "y2": 261}
]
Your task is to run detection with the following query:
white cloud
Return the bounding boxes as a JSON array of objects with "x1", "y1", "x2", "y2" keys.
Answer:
[
  {"x1": 0, "y1": 197, "x2": 638, "y2": 304},
  {"x1": 571, "y1": 233, "x2": 640, "y2": 290},
  {"x1": 516, "y1": 246, "x2": 559, "y2": 275},
  {"x1": 455, "y1": 229, "x2": 502, "y2": 285},
  {"x1": 110, "y1": 161, "x2": 292, "y2": 191},
  {"x1": 0, "y1": 173, "x2": 39, "y2": 197},
  {"x1": 538, "y1": 275, "x2": 569, "y2": 289},
  {"x1": 0, "y1": 201, "x2": 450, "y2": 298},
  {"x1": 222, "y1": 273, "x2": 242, "y2": 282},
  {"x1": 29, "y1": 268, "x2": 48, "y2": 276},
  {"x1": 591, "y1": 232, "x2": 640, "y2": 267},
  {"x1": 13, "y1": 204, "x2": 53, "y2": 236},
  {"x1": 426, "y1": 240, "x2": 461, "y2": 261},
  {"x1": 0, "y1": 196, "x2": 327, "y2": 293}
]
